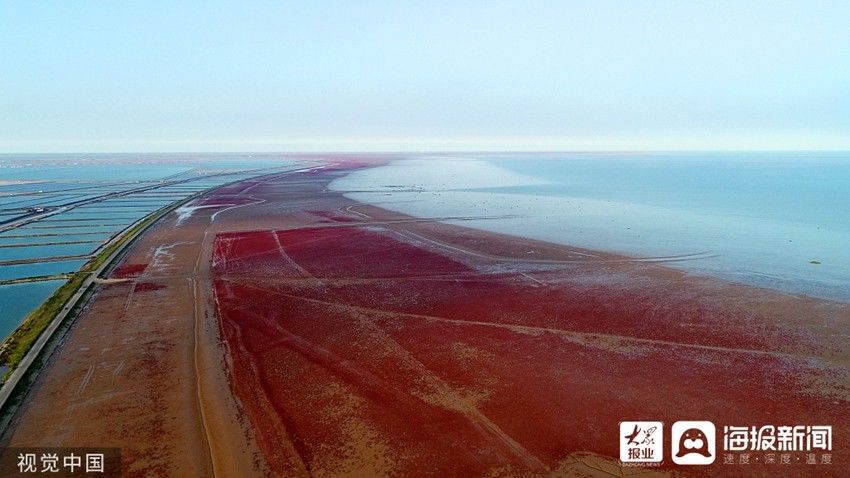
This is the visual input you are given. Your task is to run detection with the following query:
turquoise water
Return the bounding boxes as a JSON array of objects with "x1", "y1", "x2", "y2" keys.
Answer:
[
  {"x1": 13, "y1": 225, "x2": 126, "y2": 235},
  {"x1": 0, "y1": 242, "x2": 97, "y2": 262},
  {"x1": 52, "y1": 209, "x2": 147, "y2": 221},
  {"x1": 0, "y1": 280, "x2": 67, "y2": 338},
  {"x1": 0, "y1": 153, "x2": 297, "y2": 339},
  {"x1": 335, "y1": 152, "x2": 850, "y2": 301},
  {"x1": 0, "y1": 260, "x2": 86, "y2": 281},
  {"x1": 0, "y1": 233, "x2": 111, "y2": 245}
]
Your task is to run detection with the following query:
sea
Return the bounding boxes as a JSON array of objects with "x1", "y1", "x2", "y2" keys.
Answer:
[
  {"x1": 2, "y1": 151, "x2": 847, "y2": 341},
  {"x1": 332, "y1": 152, "x2": 850, "y2": 302}
]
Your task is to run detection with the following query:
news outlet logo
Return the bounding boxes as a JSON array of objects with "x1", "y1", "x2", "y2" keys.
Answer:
[
  {"x1": 619, "y1": 421, "x2": 663, "y2": 464},
  {"x1": 671, "y1": 421, "x2": 716, "y2": 465}
]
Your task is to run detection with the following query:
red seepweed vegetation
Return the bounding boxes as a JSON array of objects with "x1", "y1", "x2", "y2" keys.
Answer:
[
  {"x1": 111, "y1": 263, "x2": 147, "y2": 278},
  {"x1": 212, "y1": 220, "x2": 849, "y2": 477}
]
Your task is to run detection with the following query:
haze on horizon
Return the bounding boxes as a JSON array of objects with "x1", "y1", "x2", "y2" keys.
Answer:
[{"x1": 2, "y1": 1, "x2": 849, "y2": 153}]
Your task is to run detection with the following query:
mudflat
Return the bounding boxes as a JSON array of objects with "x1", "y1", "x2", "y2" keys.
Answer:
[{"x1": 4, "y1": 158, "x2": 848, "y2": 477}]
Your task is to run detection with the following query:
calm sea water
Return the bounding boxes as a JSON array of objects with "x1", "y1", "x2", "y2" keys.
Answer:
[{"x1": 334, "y1": 152, "x2": 850, "y2": 301}]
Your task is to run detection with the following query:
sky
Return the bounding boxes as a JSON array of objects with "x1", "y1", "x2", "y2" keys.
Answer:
[{"x1": 1, "y1": 1, "x2": 849, "y2": 152}]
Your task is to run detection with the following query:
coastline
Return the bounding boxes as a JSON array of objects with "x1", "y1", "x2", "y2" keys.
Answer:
[
  {"x1": 210, "y1": 160, "x2": 848, "y2": 476},
  {"x1": 0, "y1": 168, "x2": 315, "y2": 476},
  {"x1": 0, "y1": 190, "x2": 214, "y2": 415},
  {"x1": 331, "y1": 156, "x2": 850, "y2": 302},
  {"x1": 2, "y1": 157, "x2": 847, "y2": 477}
]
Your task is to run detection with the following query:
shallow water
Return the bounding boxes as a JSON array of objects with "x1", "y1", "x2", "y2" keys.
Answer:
[
  {"x1": 0, "y1": 242, "x2": 97, "y2": 262},
  {"x1": 54, "y1": 209, "x2": 147, "y2": 221},
  {"x1": 0, "y1": 233, "x2": 110, "y2": 245},
  {"x1": 0, "y1": 260, "x2": 87, "y2": 281},
  {"x1": 0, "y1": 154, "x2": 296, "y2": 337},
  {"x1": 333, "y1": 152, "x2": 850, "y2": 301},
  {"x1": 12, "y1": 225, "x2": 128, "y2": 235},
  {"x1": 0, "y1": 280, "x2": 67, "y2": 338}
]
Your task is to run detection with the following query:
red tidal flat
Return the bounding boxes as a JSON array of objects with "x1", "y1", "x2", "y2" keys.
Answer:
[
  {"x1": 111, "y1": 262, "x2": 147, "y2": 278},
  {"x1": 212, "y1": 221, "x2": 849, "y2": 477}
]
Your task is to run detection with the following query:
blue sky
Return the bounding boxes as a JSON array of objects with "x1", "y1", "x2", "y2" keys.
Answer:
[{"x1": 2, "y1": 1, "x2": 849, "y2": 152}]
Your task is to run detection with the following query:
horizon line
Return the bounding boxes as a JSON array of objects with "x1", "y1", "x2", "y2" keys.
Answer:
[{"x1": 2, "y1": 148, "x2": 850, "y2": 156}]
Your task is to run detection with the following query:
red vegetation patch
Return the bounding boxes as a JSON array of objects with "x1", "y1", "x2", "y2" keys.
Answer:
[
  {"x1": 112, "y1": 263, "x2": 147, "y2": 279},
  {"x1": 190, "y1": 194, "x2": 258, "y2": 208},
  {"x1": 213, "y1": 225, "x2": 849, "y2": 477},
  {"x1": 212, "y1": 230, "x2": 290, "y2": 277},
  {"x1": 275, "y1": 226, "x2": 474, "y2": 279},
  {"x1": 133, "y1": 282, "x2": 165, "y2": 293}
]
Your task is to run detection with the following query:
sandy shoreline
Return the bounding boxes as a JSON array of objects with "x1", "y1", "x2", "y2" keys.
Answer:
[{"x1": 2, "y1": 157, "x2": 848, "y2": 477}]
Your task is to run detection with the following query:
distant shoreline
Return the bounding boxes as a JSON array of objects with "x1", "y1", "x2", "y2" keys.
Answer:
[
  {"x1": 0, "y1": 180, "x2": 42, "y2": 186},
  {"x1": 331, "y1": 154, "x2": 850, "y2": 302}
]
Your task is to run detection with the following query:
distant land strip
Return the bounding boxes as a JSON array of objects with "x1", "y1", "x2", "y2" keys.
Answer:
[
  {"x1": 0, "y1": 254, "x2": 91, "y2": 266},
  {"x1": 19, "y1": 224, "x2": 127, "y2": 230},
  {"x1": 0, "y1": 240, "x2": 103, "y2": 249},
  {"x1": 0, "y1": 274, "x2": 74, "y2": 286},
  {"x1": 0, "y1": 232, "x2": 107, "y2": 239}
]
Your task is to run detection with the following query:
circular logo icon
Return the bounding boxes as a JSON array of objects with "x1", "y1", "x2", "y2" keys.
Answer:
[{"x1": 672, "y1": 421, "x2": 716, "y2": 465}]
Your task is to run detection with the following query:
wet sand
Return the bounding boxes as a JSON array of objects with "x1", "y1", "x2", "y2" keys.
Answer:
[{"x1": 2, "y1": 157, "x2": 849, "y2": 477}]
